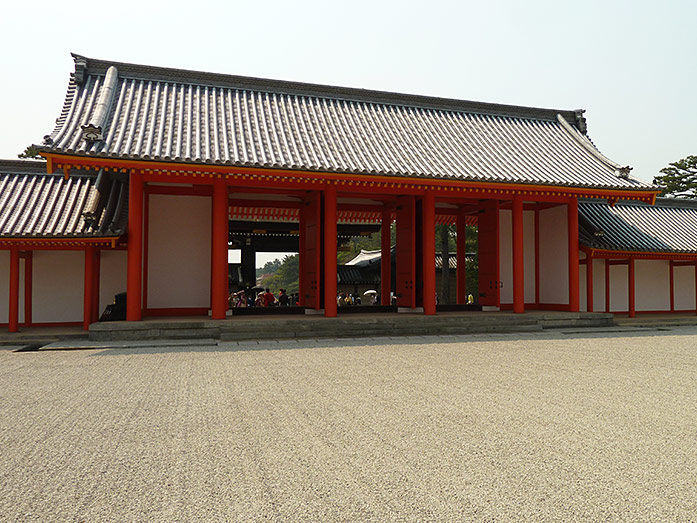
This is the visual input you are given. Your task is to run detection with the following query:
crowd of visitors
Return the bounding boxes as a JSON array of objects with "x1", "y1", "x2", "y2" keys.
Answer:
[{"x1": 229, "y1": 288, "x2": 300, "y2": 308}]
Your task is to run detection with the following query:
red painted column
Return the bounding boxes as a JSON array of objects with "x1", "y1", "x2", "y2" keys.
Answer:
[
  {"x1": 605, "y1": 259, "x2": 610, "y2": 312},
  {"x1": 24, "y1": 251, "x2": 32, "y2": 327},
  {"x1": 512, "y1": 197, "x2": 525, "y2": 314},
  {"x1": 628, "y1": 257, "x2": 636, "y2": 318},
  {"x1": 422, "y1": 191, "x2": 436, "y2": 315},
  {"x1": 83, "y1": 246, "x2": 95, "y2": 330},
  {"x1": 8, "y1": 246, "x2": 20, "y2": 333},
  {"x1": 456, "y1": 212, "x2": 467, "y2": 304},
  {"x1": 586, "y1": 255, "x2": 594, "y2": 312},
  {"x1": 669, "y1": 261, "x2": 675, "y2": 312},
  {"x1": 298, "y1": 203, "x2": 306, "y2": 307},
  {"x1": 568, "y1": 198, "x2": 580, "y2": 312},
  {"x1": 127, "y1": 172, "x2": 144, "y2": 321},
  {"x1": 380, "y1": 208, "x2": 391, "y2": 306},
  {"x1": 211, "y1": 178, "x2": 229, "y2": 320},
  {"x1": 323, "y1": 186, "x2": 338, "y2": 317},
  {"x1": 694, "y1": 262, "x2": 697, "y2": 316},
  {"x1": 92, "y1": 249, "x2": 101, "y2": 322},
  {"x1": 534, "y1": 207, "x2": 540, "y2": 307}
]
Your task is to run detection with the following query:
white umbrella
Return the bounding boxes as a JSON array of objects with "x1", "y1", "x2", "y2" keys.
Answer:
[{"x1": 363, "y1": 289, "x2": 377, "y2": 295}]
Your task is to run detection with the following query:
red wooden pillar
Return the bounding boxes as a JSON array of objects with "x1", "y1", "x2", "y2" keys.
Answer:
[
  {"x1": 586, "y1": 254, "x2": 594, "y2": 312},
  {"x1": 456, "y1": 212, "x2": 467, "y2": 304},
  {"x1": 8, "y1": 246, "x2": 20, "y2": 333},
  {"x1": 127, "y1": 172, "x2": 144, "y2": 321},
  {"x1": 211, "y1": 178, "x2": 229, "y2": 319},
  {"x1": 669, "y1": 261, "x2": 675, "y2": 312},
  {"x1": 380, "y1": 208, "x2": 391, "y2": 306},
  {"x1": 83, "y1": 246, "x2": 95, "y2": 330},
  {"x1": 24, "y1": 251, "x2": 32, "y2": 327},
  {"x1": 628, "y1": 257, "x2": 636, "y2": 318},
  {"x1": 605, "y1": 259, "x2": 610, "y2": 312},
  {"x1": 323, "y1": 186, "x2": 337, "y2": 317},
  {"x1": 534, "y1": 207, "x2": 540, "y2": 307},
  {"x1": 568, "y1": 198, "x2": 580, "y2": 312},
  {"x1": 422, "y1": 191, "x2": 436, "y2": 315},
  {"x1": 91, "y1": 249, "x2": 101, "y2": 322},
  {"x1": 512, "y1": 197, "x2": 524, "y2": 314},
  {"x1": 694, "y1": 262, "x2": 697, "y2": 316},
  {"x1": 298, "y1": 204, "x2": 305, "y2": 307}
]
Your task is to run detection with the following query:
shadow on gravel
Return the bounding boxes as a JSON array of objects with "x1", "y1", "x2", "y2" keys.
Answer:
[{"x1": 85, "y1": 325, "x2": 697, "y2": 356}]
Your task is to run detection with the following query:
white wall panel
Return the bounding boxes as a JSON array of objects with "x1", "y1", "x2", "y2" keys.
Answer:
[
  {"x1": 592, "y1": 259, "x2": 606, "y2": 312},
  {"x1": 33, "y1": 251, "x2": 83, "y2": 323},
  {"x1": 148, "y1": 195, "x2": 211, "y2": 308},
  {"x1": 580, "y1": 265, "x2": 587, "y2": 312},
  {"x1": 636, "y1": 260, "x2": 670, "y2": 311},
  {"x1": 539, "y1": 205, "x2": 568, "y2": 304},
  {"x1": 99, "y1": 250, "x2": 127, "y2": 315},
  {"x1": 499, "y1": 209, "x2": 512, "y2": 304},
  {"x1": 524, "y1": 210, "x2": 535, "y2": 302},
  {"x1": 609, "y1": 265, "x2": 628, "y2": 312},
  {"x1": 674, "y1": 266, "x2": 696, "y2": 310}
]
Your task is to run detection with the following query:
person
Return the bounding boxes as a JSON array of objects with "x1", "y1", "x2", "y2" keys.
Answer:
[
  {"x1": 263, "y1": 288, "x2": 276, "y2": 307},
  {"x1": 467, "y1": 293, "x2": 475, "y2": 304},
  {"x1": 255, "y1": 292, "x2": 264, "y2": 307},
  {"x1": 278, "y1": 288, "x2": 289, "y2": 307}
]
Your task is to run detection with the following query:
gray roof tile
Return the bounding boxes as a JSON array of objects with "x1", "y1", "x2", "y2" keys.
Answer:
[
  {"x1": 0, "y1": 160, "x2": 127, "y2": 239},
  {"x1": 40, "y1": 55, "x2": 653, "y2": 193},
  {"x1": 579, "y1": 198, "x2": 697, "y2": 254}
]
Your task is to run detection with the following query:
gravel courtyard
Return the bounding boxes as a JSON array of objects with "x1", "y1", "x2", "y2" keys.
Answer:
[{"x1": 1, "y1": 328, "x2": 696, "y2": 521}]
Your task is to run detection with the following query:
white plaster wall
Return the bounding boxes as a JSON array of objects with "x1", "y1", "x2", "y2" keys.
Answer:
[
  {"x1": 674, "y1": 266, "x2": 696, "y2": 310},
  {"x1": 592, "y1": 259, "x2": 606, "y2": 312},
  {"x1": 148, "y1": 195, "x2": 211, "y2": 308},
  {"x1": 523, "y1": 210, "x2": 535, "y2": 302},
  {"x1": 609, "y1": 265, "x2": 628, "y2": 312},
  {"x1": 539, "y1": 205, "x2": 568, "y2": 304},
  {"x1": 33, "y1": 251, "x2": 83, "y2": 323},
  {"x1": 99, "y1": 250, "x2": 127, "y2": 315},
  {"x1": 499, "y1": 209, "x2": 512, "y2": 304},
  {"x1": 635, "y1": 260, "x2": 670, "y2": 311}
]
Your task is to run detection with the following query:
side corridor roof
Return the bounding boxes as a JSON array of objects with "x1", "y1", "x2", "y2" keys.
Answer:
[
  {"x1": 39, "y1": 54, "x2": 654, "y2": 193},
  {"x1": 0, "y1": 160, "x2": 128, "y2": 238},
  {"x1": 579, "y1": 198, "x2": 697, "y2": 254}
]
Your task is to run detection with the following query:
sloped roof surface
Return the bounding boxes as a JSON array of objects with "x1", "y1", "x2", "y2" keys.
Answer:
[
  {"x1": 579, "y1": 198, "x2": 697, "y2": 254},
  {"x1": 0, "y1": 160, "x2": 128, "y2": 238},
  {"x1": 41, "y1": 54, "x2": 653, "y2": 192}
]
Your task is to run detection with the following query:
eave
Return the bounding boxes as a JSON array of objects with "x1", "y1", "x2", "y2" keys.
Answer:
[{"x1": 42, "y1": 153, "x2": 660, "y2": 204}]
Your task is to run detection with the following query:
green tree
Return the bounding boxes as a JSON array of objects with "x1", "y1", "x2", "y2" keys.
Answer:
[
  {"x1": 653, "y1": 155, "x2": 697, "y2": 198},
  {"x1": 18, "y1": 145, "x2": 42, "y2": 159}
]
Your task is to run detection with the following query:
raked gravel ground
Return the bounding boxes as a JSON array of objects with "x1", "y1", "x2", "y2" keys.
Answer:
[{"x1": 1, "y1": 327, "x2": 697, "y2": 522}]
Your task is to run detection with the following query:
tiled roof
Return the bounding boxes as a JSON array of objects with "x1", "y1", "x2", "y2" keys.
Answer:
[
  {"x1": 0, "y1": 160, "x2": 128, "y2": 238},
  {"x1": 579, "y1": 198, "x2": 697, "y2": 254},
  {"x1": 39, "y1": 54, "x2": 654, "y2": 193}
]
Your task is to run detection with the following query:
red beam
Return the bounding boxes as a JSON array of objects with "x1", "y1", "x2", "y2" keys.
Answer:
[
  {"x1": 422, "y1": 191, "x2": 436, "y2": 315},
  {"x1": 145, "y1": 185, "x2": 212, "y2": 196},
  {"x1": 568, "y1": 199, "x2": 579, "y2": 312},
  {"x1": 323, "y1": 186, "x2": 338, "y2": 317},
  {"x1": 211, "y1": 178, "x2": 229, "y2": 319},
  {"x1": 127, "y1": 172, "x2": 144, "y2": 321}
]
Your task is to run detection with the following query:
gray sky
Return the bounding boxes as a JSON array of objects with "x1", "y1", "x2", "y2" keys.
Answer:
[{"x1": 2, "y1": 0, "x2": 695, "y2": 265}]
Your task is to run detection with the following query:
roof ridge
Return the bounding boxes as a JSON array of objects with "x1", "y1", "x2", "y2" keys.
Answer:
[{"x1": 70, "y1": 53, "x2": 582, "y2": 124}]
